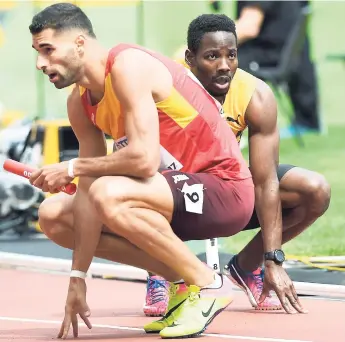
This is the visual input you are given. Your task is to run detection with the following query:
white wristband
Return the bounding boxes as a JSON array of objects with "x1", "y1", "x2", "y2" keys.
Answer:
[
  {"x1": 68, "y1": 158, "x2": 77, "y2": 178},
  {"x1": 70, "y1": 270, "x2": 87, "y2": 279}
]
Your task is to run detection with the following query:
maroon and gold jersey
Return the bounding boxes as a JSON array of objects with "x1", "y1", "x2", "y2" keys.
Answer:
[{"x1": 79, "y1": 43, "x2": 252, "y2": 182}]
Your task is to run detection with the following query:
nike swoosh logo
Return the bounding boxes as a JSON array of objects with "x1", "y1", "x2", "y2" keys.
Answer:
[
  {"x1": 160, "y1": 298, "x2": 187, "y2": 321},
  {"x1": 202, "y1": 299, "x2": 216, "y2": 317}
]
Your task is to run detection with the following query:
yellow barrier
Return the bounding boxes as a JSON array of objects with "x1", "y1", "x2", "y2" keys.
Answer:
[{"x1": 286, "y1": 254, "x2": 345, "y2": 272}]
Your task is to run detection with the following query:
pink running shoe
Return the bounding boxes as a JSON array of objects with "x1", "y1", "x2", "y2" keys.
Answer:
[
  {"x1": 225, "y1": 255, "x2": 282, "y2": 311},
  {"x1": 143, "y1": 275, "x2": 170, "y2": 317}
]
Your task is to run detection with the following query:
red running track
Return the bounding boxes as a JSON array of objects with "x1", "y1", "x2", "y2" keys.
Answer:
[{"x1": 0, "y1": 268, "x2": 344, "y2": 342}]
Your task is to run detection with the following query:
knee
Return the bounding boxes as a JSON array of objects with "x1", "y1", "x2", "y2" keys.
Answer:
[
  {"x1": 88, "y1": 177, "x2": 128, "y2": 227},
  {"x1": 304, "y1": 174, "x2": 331, "y2": 217},
  {"x1": 89, "y1": 177, "x2": 154, "y2": 239},
  {"x1": 38, "y1": 199, "x2": 63, "y2": 239}
]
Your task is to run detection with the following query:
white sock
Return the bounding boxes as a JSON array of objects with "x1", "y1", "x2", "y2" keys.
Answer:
[{"x1": 202, "y1": 273, "x2": 222, "y2": 289}]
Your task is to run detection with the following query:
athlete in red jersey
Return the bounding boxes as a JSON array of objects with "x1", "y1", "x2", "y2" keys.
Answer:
[{"x1": 29, "y1": 3, "x2": 254, "y2": 339}]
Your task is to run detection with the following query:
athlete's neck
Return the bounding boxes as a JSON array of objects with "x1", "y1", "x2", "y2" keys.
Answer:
[
  {"x1": 76, "y1": 41, "x2": 109, "y2": 94},
  {"x1": 214, "y1": 95, "x2": 226, "y2": 106}
]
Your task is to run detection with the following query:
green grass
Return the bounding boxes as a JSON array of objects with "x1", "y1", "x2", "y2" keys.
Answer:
[
  {"x1": 220, "y1": 0, "x2": 345, "y2": 257},
  {"x1": 223, "y1": 125, "x2": 345, "y2": 257}
]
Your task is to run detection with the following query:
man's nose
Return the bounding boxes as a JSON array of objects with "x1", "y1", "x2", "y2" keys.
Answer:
[
  {"x1": 217, "y1": 57, "x2": 231, "y2": 72},
  {"x1": 36, "y1": 55, "x2": 47, "y2": 71}
]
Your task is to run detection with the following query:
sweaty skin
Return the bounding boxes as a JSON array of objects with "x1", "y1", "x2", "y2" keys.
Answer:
[
  {"x1": 187, "y1": 30, "x2": 330, "y2": 271},
  {"x1": 31, "y1": 27, "x2": 216, "y2": 289},
  {"x1": 187, "y1": 31, "x2": 283, "y2": 256},
  {"x1": 185, "y1": 30, "x2": 326, "y2": 314}
]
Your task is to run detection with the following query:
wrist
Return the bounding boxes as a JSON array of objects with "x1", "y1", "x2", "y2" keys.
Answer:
[
  {"x1": 68, "y1": 158, "x2": 78, "y2": 178},
  {"x1": 264, "y1": 249, "x2": 285, "y2": 265},
  {"x1": 73, "y1": 158, "x2": 91, "y2": 178},
  {"x1": 70, "y1": 269, "x2": 87, "y2": 280},
  {"x1": 264, "y1": 260, "x2": 281, "y2": 268}
]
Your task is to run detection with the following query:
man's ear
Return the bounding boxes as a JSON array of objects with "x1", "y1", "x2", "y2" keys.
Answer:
[
  {"x1": 75, "y1": 34, "x2": 86, "y2": 54},
  {"x1": 185, "y1": 49, "x2": 195, "y2": 67}
]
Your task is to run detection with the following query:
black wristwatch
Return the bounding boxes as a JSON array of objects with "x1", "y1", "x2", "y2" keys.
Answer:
[{"x1": 264, "y1": 249, "x2": 285, "y2": 265}]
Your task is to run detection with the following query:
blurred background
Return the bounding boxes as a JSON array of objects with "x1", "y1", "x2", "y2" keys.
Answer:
[{"x1": 0, "y1": 1, "x2": 344, "y2": 284}]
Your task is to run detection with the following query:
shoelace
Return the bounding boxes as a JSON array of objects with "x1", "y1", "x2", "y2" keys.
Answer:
[
  {"x1": 173, "y1": 289, "x2": 200, "y2": 325},
  {"x1": 229, "y1": 257, "x2": 264, "y2": 293},
  {"x1": 254, "y1": 268, "x2": 277, "y2": 301},
  {"x1": 230, "y1": 258, "x2": 273, "y2": 302},
  {"x1": 187, "y1": 290, "x2": 200, "y2": 302},
  {"x1": 252, "y1": 268, "x2": 264, "y2": 293},
  {"x1": 168, "y1": 284, "x2": 178, "y2": 298},
  {"x1": 254, "y1": 269, "x2": 264, "y2": 292},
  {"x1": 147, "y1": 278, "x2": 169, "y2": 305}
]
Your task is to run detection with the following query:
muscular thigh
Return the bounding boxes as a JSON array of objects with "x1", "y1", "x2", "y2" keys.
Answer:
[
  {"x1": 40, "y1": 192, "x2": 116, "y2": 235},
  {"x1": 40, "y1": 193, "x2": 74, "y2": 221},
  {"x1": 279, "y1": 166, "x2": 317, "y2": 208},
  {"x1": 89, "y1": 173, "x2": 175, "y2": 223},
  {"x1": 161, "y1": 170, "x2": 255, "y2": 241},
  {"x1": 38, "y1": 193, "x2": 76, "y2": 234},
  {"x1": 244, "y1": 164, "x2": 299, "y2": 230},
  {"x1": 243, "y1": 164, "x2": 316, "y2": 230}
]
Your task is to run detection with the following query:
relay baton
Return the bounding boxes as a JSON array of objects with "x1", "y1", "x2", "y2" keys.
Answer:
[{"x1": 3, "y1": 159, "x2": 77, "y2": 195}]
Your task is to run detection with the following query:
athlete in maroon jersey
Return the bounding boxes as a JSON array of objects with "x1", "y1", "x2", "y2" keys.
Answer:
[{"x1": 28, "y1": 3, "x2": 254, "y2": 339}]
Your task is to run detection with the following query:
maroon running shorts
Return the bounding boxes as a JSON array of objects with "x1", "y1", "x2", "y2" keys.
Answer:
[{"x1": 161, "y1": 170, "x2": 255, "y2": 241}]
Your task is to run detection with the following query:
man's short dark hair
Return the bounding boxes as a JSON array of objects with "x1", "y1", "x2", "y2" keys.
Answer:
[
  {"x1": 187, "y1": 14, "x2": 237, "y2": 53},
  {"x1": 29, "y1": 2, "x2": 96, "y2": 38}
]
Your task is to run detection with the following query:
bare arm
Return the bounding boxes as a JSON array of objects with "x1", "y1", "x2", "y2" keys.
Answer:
[
  {"x1": 246, "y1": 82, "x2": 308, "y2": 315},
  {"x1": 68, "y1": 86, "x2": 107, "y2": 273},
  {"x1": 246, "y1": 80, "x2": 282, "y2": 256},
  {"x1": 72, "y1": 50, "x2": 162, "y2": 179},
  {"x1": 235, "y1": 6, "x2": 265, "y2": 45}
]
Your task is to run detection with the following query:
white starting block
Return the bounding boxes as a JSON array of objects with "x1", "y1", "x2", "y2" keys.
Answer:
[{"x1": 205, "y1": 238, "x2": 221, "y2": 272}]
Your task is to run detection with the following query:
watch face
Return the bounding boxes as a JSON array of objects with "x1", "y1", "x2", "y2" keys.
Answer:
[{"x1": 275, "y1": 250, "x2": 285, "y2": 263}]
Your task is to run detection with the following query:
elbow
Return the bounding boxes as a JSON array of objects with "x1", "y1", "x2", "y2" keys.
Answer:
[
  {"x1": 129, "y1": 146, "x2": 160, "y2": 178},
  {"x1": 254, "y1": 174, "x2": 280, "y2": 191},
  {"x1": 241, "y1": 21, "x2": 260, "y2": 40},
  {"x1": 246, "y1": 27, "x2": 260, "y2": 40},
  {"x1": 254, "y1": 179, "x2": 280, "y2": 199},
  {"x1": 139, "y1": 159, "x2": 159, "y2": 178}
]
